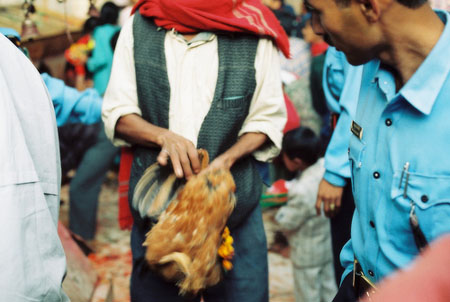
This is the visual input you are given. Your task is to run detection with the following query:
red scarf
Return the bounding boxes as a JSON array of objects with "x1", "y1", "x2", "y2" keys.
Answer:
[{"x1": 132, "y1": 0, "x2": 290, "y2": 57}]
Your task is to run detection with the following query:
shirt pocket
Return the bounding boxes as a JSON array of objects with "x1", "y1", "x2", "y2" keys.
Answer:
[
  {"x1": 391, "y1": 172, "x2": 450, "y2": 244},
  {"x1": 348, "y1": 138, "x2": 366, "y2": 195},
  {"x1": 217, "y1": 94, "x2": 251, "y2": 110}
]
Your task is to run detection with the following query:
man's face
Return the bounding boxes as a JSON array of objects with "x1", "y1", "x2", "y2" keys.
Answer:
[{"x1": 304, "y1": 0, "x2": 380, "y2": 65}]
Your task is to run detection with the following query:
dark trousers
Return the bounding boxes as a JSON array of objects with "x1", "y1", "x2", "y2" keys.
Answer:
[
  {"x1": 69, "y1": 123, "x2": 119, "y2": 240},
  {"x1": 330, "y1": 181, "x2": 355, "y2": 285},
  {"x1": 130, "y1": 205, "x2": 269, "y2": 302},
  {"x1": 332, "y1": 272, "x2": 357, "y2": 302}
]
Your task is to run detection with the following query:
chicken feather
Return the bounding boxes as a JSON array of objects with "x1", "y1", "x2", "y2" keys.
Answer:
[{"x1": 135, "y1": 149, "x2": 236, "y2": 295}]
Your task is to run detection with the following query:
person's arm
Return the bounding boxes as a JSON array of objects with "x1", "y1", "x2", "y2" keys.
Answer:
[
  {"x1": 102, "y1": 16, "x2": 201, "y2": 179},
  {"x1": 316, "y1": 49, "x2": 363, "y2": 217},
  {"x1": 207, "y1": 132, "x2": 267, "y2": 171},
  {"x1": 236, "y1": 38, "x2": 287, "y2": 162},
  {"x1": 41, "y1": 73, "x2": 102, "y2": 126},
  {"x1": 115, "y1": 113, "x2": 201, "y2": 179}
]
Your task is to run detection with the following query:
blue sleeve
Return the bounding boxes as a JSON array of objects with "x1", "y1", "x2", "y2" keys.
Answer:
[
  {"x1": 322, "y1": 47, "x2": 348, "y2": 114},
  {"x1": 322, "y1": 48, "x2": 363, "y2": 186},
  {"x1": 41, "y1": 73, "x2": 102, "y2": 126},
  {"x1": 339, "y1": 238, "x2": 355, "y2": 285}
]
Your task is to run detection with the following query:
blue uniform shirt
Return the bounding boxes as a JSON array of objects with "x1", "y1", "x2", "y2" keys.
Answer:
[
  {"x1": 41, "y1": 73, "x2": 102, "y2": 126},
  {"x1": 341, "y1": 9, "x2": 450, "y2": 284},
  {"x1": 322, "y1": 47, "x2": 363, "y2": 186}
]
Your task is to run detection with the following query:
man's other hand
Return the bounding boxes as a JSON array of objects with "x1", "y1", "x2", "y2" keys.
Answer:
[{"x1": 315, "y1": 178, "x2": 344, "y2": 218}]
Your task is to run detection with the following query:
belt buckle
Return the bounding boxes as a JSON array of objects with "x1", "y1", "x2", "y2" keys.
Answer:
[{"x1": 353, "y1": 259, "x2": 377, "y2": 301}]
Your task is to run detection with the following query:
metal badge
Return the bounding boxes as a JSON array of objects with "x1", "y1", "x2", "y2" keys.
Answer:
[{"x1": 351, "y1": 121, "x2": 363, "y2": 140}]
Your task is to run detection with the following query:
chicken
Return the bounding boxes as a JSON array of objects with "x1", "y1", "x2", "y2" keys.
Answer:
[{"x1": 132, "y1": 149, "x2": 236, "y2": 295}]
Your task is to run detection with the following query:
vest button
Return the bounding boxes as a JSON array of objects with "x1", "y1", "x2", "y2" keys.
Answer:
[
  {"x1": 368, "y1": 270, "x2": 374, "y2": 277},
  {"x1": 385, "y1": 118, "x2": 393, "y2": 126},
  {"x1": 370, "y1": 221, "x2": 375, "y2": 228},
  {"x1": 373, "y1": 171, "x2": 380, "y2": 179},
  {"x1": 421, "y1": 195, "x2": 429, "y2": 203}
]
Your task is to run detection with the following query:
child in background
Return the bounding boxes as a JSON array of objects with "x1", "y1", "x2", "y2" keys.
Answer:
[{"x1": 275, "y1": 126, "x2": 337, "y2": 302}]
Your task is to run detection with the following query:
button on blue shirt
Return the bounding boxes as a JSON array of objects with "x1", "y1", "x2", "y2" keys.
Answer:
[{"x1": 341, "y1": 9, "x2": 450, "y2": 284}]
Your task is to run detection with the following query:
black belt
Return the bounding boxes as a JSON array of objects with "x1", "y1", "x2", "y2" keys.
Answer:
[{"x1": 353, "y1": 259, "x2": 377, "y2": 300}]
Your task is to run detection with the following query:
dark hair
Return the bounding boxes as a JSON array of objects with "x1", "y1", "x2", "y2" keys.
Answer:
[
  {"x1": 83, "y1": 16, "x2": 99, "y2": 34},
  {"x1": 99, "y1": 2, "x2": 119, "y2": 25},
  {"x1": 110, "y1": 30, "x2": 120, "y2": 51},
  {"x1": 282, "y1": 126, "x2": 322, "y2": 166},
  {"x1": 335, "y1": 0, "x2": 427, "y2": 8}
]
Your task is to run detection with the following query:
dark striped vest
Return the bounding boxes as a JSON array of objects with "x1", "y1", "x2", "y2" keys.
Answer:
[{"x1": 130, "y1": 12, "x2": 263, "y2": 231}]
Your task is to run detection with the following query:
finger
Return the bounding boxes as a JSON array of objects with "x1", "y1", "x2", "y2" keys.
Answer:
[
  {"x1": 177, "y1": 149, "x2": 194, "y2": 180},
  {"x1": 315, "y1": 197, "x2": 322, "y2": 216},
  {"x1": 323, "y1": 199, "x2": 330, "y2": 216},
  {"x1": 335, "y1": 194, "x2": 343, "y2": 208},
  {"x1": 157, "y1": 148, "x2": 170, "y2": 166},
  {"x1": 187, "y1": 147, "x2": 201, "y2": 174},
  {"x1": 168, "y1": 150, "x2": 184, "y2": 178}
]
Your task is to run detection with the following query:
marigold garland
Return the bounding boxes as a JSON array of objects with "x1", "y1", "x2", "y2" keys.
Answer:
[{"x1": 218, "y1": 226, "x2": 234, "y2": 271}]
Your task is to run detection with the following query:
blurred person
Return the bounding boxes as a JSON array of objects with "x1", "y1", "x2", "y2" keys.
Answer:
[
  {"x1": 275, "y1": 126, "x2": 337, "y2": 302},
  {"x1": 87, "y1": 1, "x2": 121, "y2": 96},
  {"x1": 69, "y1": 30, "x2": 121, "y2": 243},
  {"x1": 0, "y1": 30, "x2": 69, "y2": 301},
  {"x1": 102, "y1": 0, "x2": 289, "y2": 300},
  {"x1": 306, "y1": 0, "x2": 450, "y2": 300},
  {"x1": 65, "y1": 16, "x2": 99, "y2": 90}
]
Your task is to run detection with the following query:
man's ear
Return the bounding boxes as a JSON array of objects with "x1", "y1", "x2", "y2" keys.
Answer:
[{"x1": 358, "y1": 0, "x2": 382, "y2": 22}]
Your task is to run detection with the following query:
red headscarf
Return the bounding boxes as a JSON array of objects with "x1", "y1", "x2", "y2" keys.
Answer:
[{"x1": 131, "y1": 0, "x2": 290, "y2": 57}]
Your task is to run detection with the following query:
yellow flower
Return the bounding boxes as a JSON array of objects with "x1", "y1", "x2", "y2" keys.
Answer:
[
  {"x1": 222, "y1": 259, "x2": 233, "y2": 271},
  {"x1": 219, "y1": 226, "x2": 234, "y2": 271}
]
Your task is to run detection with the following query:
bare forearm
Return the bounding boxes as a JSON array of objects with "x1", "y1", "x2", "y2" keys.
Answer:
[
  {"x1": 211, "y1": 132, "x2": 268, "y2": 170},
  {"x1": 115, "y1": 113, "x2": 200, "y2": 179},
  {"x1": 115, "y1": 113, "x2": 166, "y2": 148}
]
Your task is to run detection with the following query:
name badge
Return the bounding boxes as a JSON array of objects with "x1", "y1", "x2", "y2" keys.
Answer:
[{"x1": 351, "y1": 121, "x2": 363, "y2": 140}]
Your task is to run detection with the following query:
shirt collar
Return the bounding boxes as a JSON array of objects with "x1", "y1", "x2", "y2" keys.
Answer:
[
  {"x1": 370, "y1": 10, "x2": 450, "y2": 114},
  {"x1": 168, "y1": 29, "x2": 215, "y2": 47},
  {"x1": 399, "y1": 10, "x2": 450, "y2": 115}
]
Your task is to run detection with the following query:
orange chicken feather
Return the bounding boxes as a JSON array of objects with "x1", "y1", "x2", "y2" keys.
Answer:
[{"x1": 132, "y1": 150, "x2": 236, "y2": 295}]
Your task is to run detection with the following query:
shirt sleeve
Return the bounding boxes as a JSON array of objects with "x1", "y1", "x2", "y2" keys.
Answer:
[
  {"x1": 339, "y1": 238, "x2": 355, "y2": 285},
  {"x1": 239, "y1": 38, "x2": 287, "y2": 162},
  {"x1": 41, "y1": 73, "x2": 102, "y2": 127},
  {"x1": 322, "y1": 49, "x2": 363, "y2": 186},
  {"x1": 102, "y1": 15, "x2": 141, "y2": 146}
]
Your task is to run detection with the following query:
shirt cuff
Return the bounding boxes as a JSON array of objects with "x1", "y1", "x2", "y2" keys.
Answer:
[
  {"x1": 102, "y1": 106, "x2": 142, "y2": 147},
  {"x1": 238, "y1": 121, "x2": 283, "y2": 162},
  {"x1": 323, "y1": 170, "x2": 348, "y2": 187}
]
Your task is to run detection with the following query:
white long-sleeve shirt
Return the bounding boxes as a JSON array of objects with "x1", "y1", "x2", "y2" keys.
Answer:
[
  {"x1": 0, "y1": 34, "x2": 69, "y2": 301},
  {"x1": 102, "y1": 15, "x2": 287, "y2": 162}
]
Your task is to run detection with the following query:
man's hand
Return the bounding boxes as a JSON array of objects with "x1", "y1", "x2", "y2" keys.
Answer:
[
  {"x1": 156, "y1": 130, "x2": 200, "y2": 179},
  {"x1": 115, "y1": 114, "x2": 200, "y2": 179},
  {"x1": 315, "y1": 178, "x2": 344, "y2": 217}
]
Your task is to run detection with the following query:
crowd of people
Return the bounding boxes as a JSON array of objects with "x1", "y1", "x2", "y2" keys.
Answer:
[{"x1": 0, "y1": 0, "x2": 449, "y2": 301}]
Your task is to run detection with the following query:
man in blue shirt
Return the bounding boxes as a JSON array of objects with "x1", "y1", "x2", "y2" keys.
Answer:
[
  {"x1": 315, "y1": 46, "x2": 362, "y2": 284},
  {"x1": 304, "y1": 0, "x2": 450, "y2": 300}
]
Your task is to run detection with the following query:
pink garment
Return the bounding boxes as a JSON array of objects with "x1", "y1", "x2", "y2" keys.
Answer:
[{"x1": 363, "y1": 235, "x2": 450, "y2": 302}]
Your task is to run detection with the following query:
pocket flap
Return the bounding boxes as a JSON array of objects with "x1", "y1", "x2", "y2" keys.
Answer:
[{"x1": 391, "y1": 172, "x2": 450, "y2": 209}]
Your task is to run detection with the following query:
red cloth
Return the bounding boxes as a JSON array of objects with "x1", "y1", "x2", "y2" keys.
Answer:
[
  {"x1": 283, "y1": 92, "x2": 300, "y2": 134},
  {"x1": 118, "y1": 147, "x2": 134, "y2": 230},
  {"x1": 310, "y1": 41, "x2": 328, "y2": 57},
  {"x1": 132, "y1": 0, "x2": 290, "y2": 58}
]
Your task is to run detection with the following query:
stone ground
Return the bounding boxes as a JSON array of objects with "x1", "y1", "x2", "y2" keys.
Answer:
[{"x1": 59, "y1": 171, "x2": 294, "y2": 302}]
